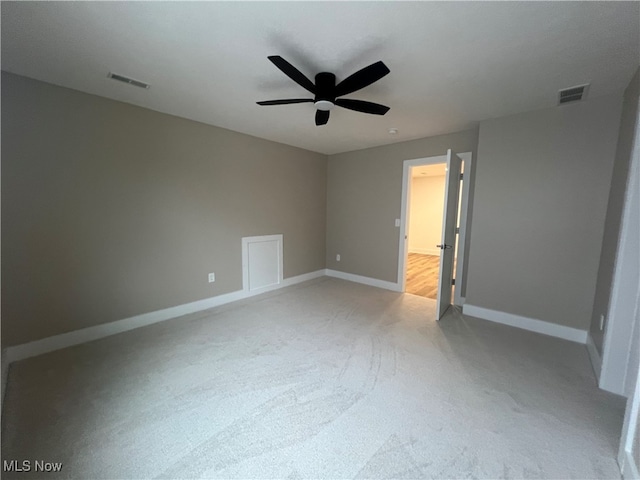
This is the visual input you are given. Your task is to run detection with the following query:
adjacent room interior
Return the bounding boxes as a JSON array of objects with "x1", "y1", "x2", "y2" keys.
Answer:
[
  {"x1": 406, "y1": 163, "x2": 447, "y2": 299},
  {"x1": 1, "y1": 2, "x2": 639, "y2": 479}
]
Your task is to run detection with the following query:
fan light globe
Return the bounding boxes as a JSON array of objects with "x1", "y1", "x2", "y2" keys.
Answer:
[{"x1": 314, "y1": 100, "x2": 334, "y2": 111}]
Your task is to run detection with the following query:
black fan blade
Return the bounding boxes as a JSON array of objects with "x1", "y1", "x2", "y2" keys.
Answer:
[
  {"x1": 315, "y1": 110, "x2": 330, "y2": 126},
  {"x1": 335, "y1": 98, "x2": 390, "y2": 115},
  {"x1": 257, "y1": 99, "x2": 314, "y2": 106},
  {"x1": 335, "y1": 61, "x2": 390, "y2": 97},
  {"x1": 268, "y1": 56, "x2": 316, "y2": 94}
]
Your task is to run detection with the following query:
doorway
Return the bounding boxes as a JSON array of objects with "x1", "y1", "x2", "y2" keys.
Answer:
[
  {"x1": 397, "y1": 151, "x2": 472, "y2": 315},
  {"x1": 405, "y1": 163, "x2": 448, "y2": 300}
]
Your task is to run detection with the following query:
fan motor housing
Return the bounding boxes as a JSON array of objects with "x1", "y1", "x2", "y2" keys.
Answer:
[{"x1": 315, "y1": 72, "x2": 336, "y2": 104}]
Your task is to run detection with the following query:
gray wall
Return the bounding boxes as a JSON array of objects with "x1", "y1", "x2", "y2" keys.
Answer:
[
  {"x1": 2, "y1": 72, "x2": 328, "y2": 347},
  {"x1": 590, "y1": 68, "x2": 640, "y2": 353},
  {"x1": 326, "y1": 130, "x2": 479, "y2": 286},
  {"x1": 465, "y1": 95, "x2": 622, "y2": 330}
]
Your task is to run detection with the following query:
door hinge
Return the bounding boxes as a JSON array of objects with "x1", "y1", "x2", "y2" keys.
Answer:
[
  {"x1": 451, "y1": 278, "x2": 456, "y2": 286},
  {"x1": 455, "y1": 227, "x2": 460, "y2": 234},
  {"x1": 459, "y1": 173, "x2": 464, "y2": 180}
]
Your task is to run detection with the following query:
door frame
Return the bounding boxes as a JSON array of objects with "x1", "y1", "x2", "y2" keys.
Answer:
[{"x1": 397, "y1": 151, "x2": 473, "y2": 305}]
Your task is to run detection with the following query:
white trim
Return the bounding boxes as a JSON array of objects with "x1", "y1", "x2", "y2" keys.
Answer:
[
  {"x1": 4, "y1": 269, "x2": 325, "y2": 365},
  {"x1": 623, "y1": 451, "x2": 640, "y2": 480},
  {"x1": 601, "y1": 99, "x2": 640, "y2": 396},
  {"x1": 618, "y1": 272, "x2": 640, "y2": 477},
  {"x1": 241, "y1": 234, "x2": 284, "y2": 294},
  {"x1": 281, "y1": 269, "x2": 325, "y2": 287},
  {"x1": 586, "y1": 333, "x2": 602, "y2": 382},
  {"x1": 408, "y1": 248, "x2": 440, "y2": 256},
  {"x1": 326, "y1": 269, "x2": 402, "y2": 292},
  {"x1": 398, "y1": 155, "x2": 446, "y2": 292},
  {"x1": 620, "y1": 355, "x2": 640, "y2": 479},
  {"x1": 454, "y1": 153, "x2": 473, "y2": 306},
  {"x1": 462, "y1": 304, "x2": 588, "y2": 344}
]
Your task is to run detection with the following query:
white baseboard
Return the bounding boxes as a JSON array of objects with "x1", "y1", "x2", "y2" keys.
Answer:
[
  {"x1": 623, "y1": 450, "x2": 640, "y2": 480},
  {"x1": 454, "y1": 296, "x2": 466, "y2": 307},
  {"x1": 462, "y1": 304, "x2": 588, "y2": 344},
  {"x1": 409, "y1": 248, "x2": 440, "y2": 256},
  {"x1": 281, "y1": 269, "x2": 325, "y2": 288},
  {"x1": 5, "y1": 269, "x2": 326, "y2": 365},
  {"x1": 586, "y1": 333, "x2": 602, "y2": 382},
  {"x1": 325, "y1": 269, "x2": 401, "y2": 292}
]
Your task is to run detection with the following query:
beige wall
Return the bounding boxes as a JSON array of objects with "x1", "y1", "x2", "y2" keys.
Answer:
[
  {"x1": 590, "y1": 68, "x2": 640, "y2": 354},
  {"x1": 4, "y1": 67, "x2": 625, "y2": 348},
  {"x1": 1, "y1": 72, "x2": 328, "y2": 347},
  {"x1": 465, "y1": 94, "x2": 622, "y2": 330},
  {"x1": 408, "y1": 175, "x2": 445, "y2": 256},
  {"x1": 326, "y1": 129, "x2": 479, "y2": 286}
]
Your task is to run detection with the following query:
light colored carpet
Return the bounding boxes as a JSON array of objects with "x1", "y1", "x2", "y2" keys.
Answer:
[{"x1": 1, "y1": 278, "x2": 625, "y2": 479}]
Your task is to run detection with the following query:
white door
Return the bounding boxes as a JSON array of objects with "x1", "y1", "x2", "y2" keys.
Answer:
[{"x1": 435, "y1": 149, "x2": 462, "y2": 319}]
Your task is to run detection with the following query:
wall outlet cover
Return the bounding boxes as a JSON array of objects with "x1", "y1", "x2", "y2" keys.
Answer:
[{"x1": 208, "y1": 273, "x2": 215, "y2": 283}]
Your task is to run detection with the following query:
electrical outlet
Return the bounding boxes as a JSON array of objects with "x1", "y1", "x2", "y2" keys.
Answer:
[
  {"x1": 336, "y1": 254, "x2": 341, "y2": 262},
  {"x1": 599, "y1": 314, "x2": 605, "y2": 331},
  {"x1": 208, "y1": 273, "x2": 215, "y2": 283},
  {"x1": 395, "y1": 218, "x2": 401, "y2": 227}
]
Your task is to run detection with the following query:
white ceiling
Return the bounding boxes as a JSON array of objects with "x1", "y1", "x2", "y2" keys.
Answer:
[
  {"x1": 2, "y1": 2, "x2": 638, "y2": 155},
  {"x1": 412, "y1": 164, "x2": 446, "y2": 178}
]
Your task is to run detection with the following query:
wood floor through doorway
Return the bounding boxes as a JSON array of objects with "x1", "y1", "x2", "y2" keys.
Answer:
[{"x1": 405, "y1": 253, "x2": 439, "y2": 299}]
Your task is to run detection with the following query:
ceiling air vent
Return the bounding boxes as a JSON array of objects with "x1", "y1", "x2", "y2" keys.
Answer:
[
  {"x1": 107, "y1": 72, "x2": 150, "y2": 89},
  {"x1": 558, "y1": 84, "x2": 589, "y2": 105}
]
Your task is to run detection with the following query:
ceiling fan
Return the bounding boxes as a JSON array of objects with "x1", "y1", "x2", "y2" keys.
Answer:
[{"x1": 257, "y1": 55, "x2": 390, "y2": 126}]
